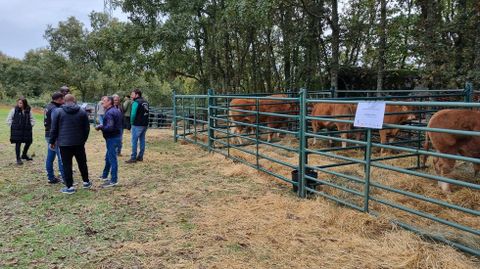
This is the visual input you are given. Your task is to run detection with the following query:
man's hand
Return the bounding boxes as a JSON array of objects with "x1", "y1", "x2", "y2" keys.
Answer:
[{"x1": 49, "y1": 143, "x2": 56, "y2": 150}]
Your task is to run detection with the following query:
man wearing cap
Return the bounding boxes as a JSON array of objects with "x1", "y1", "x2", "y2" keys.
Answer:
[{"x1": 44, "y1": 92, "x2": 65, "y2": 184}]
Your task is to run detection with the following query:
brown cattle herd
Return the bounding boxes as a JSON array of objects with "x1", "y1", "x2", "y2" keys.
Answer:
[{"x1": 228, "y1": 95, "x2": 480, "y2": 192}]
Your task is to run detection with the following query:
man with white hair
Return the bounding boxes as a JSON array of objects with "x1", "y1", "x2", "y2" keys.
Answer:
[{"x1": 112, "y1": 94, "x2": 124, "y2": 156}]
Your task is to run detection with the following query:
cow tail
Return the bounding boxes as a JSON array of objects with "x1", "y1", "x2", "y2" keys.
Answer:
[{"x1": 423, "y1": 132, "x2": 430, "y2": 166}]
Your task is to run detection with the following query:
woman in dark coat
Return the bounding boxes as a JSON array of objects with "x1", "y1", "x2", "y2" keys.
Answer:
[{"x1": 6, "y1": 97, "x2": 36, "y2": 165}]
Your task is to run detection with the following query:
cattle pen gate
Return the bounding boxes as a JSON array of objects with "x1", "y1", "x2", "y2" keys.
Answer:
[{"x1": 172, "y1": 85, "x2": 480, "y2": 256}]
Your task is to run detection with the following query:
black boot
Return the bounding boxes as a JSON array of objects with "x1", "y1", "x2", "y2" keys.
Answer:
[
  {"x1": 16, "y1": 159, "x2": 23, "y2": 165},
  {"x1": 21, "y1": 155, "x2": 33, "y2": 161}
]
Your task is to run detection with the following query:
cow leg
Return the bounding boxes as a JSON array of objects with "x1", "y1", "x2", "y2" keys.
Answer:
[
  {"x1": 474, "y1": 164, "x2": 480, "y2": 177},
  {"x1": 388, "y1": 137, "x2": 396, "y2": 154},
  {"x1": 312, "y1": 122, "x2": 318, "y2": 145},
  {"x1": 267, "y1": 132, "x2": 273, "y2": 143},
  {"x1": 436, "y1": 158, "x2": 456, "y2": 192},
  {"x1": 354, "y1": 131, "x2": 362, "y2": 144},
  {"x1": 433, "y1": 157, "x2": 440, "y2": 174},
  {"x1": 379, "y1": 130, "x2": 388, "y2": 155},
  {"x1": 234, "y1": 127, "x2": 244, "y2": 145},
  {"x1": 341, "y1": 133, "x2": 347, "y2": 148}
]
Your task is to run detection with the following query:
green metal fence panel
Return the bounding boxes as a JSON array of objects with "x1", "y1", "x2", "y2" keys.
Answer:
[{"x1": 173, "y1": 86, "x2": 479, "y2": 256}]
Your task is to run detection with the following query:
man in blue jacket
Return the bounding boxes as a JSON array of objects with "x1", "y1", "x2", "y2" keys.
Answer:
[
  {"x1": 49, "y1": 94, "x2": 91, "y2": 194},
  {"x1": 96, "y1": 96, "x2": 123, "y2": 187}
]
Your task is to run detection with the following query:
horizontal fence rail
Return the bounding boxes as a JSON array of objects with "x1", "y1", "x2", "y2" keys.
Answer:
[{"x1": 173, "y1": 84, "x2": 479, "y2": 256}]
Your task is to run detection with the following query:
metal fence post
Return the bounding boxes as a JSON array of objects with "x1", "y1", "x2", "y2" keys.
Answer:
[
  {"x1": 331, "y1": 86, "x2": 336, "y2": 98},
  {"x1": 363, "y1": 128, "x2": 372, "y2": 212},
  {"x1": 464, "y1": 82, "x2": 473, "y2": 103},
  {"x1": 207, "y1": 88, "x2": 215, "y2": 152},
  {"x1": 172, "y1": 90, "x2": 178, "y2": 142},
  {"x1": 226, "y1": 98, "x2": 231, "y2": 158},
  {"x1": 297, "y1": 89, "x2": 307, "y2": 198},
  {"x1": 255, "y1": 98, "x2": 260, "y2": 168},
  {"x1": 193, "y1": 96, "x2": 197, "y2": 144}
]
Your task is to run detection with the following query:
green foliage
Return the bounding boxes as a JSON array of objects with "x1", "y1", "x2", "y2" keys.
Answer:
[{"x1": 1, "y1": 1, "x2": 479, "y2": 104}]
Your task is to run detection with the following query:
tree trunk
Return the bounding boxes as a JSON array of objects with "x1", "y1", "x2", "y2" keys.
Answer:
[
  {"x1": 474, "y1": 2, "x2": 480, "y2": 89},
  {"x1": 400, "y1": 0, "x2": 413, "y2": 69},
  {"x1": 454, "y1": 0, "x2": 467, "y2": 74},
  {"x1": 376, "y1": 0, "x2": 387, "y2": 96},
  {"x1": 330, "y1": 0, "x2": 339, "y2": 96}
]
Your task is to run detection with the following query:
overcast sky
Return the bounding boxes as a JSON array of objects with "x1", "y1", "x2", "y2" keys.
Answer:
[{"x1": 0, "y1": 0, "x2": 128, "y2": 59}]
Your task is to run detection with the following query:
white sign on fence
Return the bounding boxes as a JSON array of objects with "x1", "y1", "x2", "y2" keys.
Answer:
[{"x1": 354, "y1": 101, "x2": 386, "y2": 129}]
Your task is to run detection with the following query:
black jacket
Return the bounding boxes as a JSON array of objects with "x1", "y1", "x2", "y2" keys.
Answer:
[
  {"x1": 10, "y1": 107, "x2": 33, "y2": 144},
  {"x1": 132, "y1": 97, "x2": 149, "y2": 126},
  {"x1": 49, "y1": 103, "x2": 90, "y2": 147},
  {"x1": 44, "y1": 101, "x2": 62, "y2": 137}
]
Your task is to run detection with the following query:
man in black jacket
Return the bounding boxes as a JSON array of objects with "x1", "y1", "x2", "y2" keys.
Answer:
[
  {"x1": 49, "y1": 94, "x2": 91, "y2": 194},
  {"x1": 44, "y1": 92, "x2": 65, "y2": 184}
]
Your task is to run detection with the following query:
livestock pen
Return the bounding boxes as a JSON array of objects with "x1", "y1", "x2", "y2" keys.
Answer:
[{"x1": 172, "y1": 84, "x2": 479, "y2": 257}]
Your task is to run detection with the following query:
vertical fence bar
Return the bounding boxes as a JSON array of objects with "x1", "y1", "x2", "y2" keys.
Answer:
[
  {"x1": 255, "y1": 98, "x2": 260, "y2": 168},
  {"x1": 226, "y1": 97, "x2": 230, "y2": 157},
  {"x1": 363, "y1": 128, "x2": 372, "y2": 212},
  {"x1": 416, "y1": 97, "x2": 423, "y2": 169},
  {"x1": 182, "y1": 97, "x2": 186, "y2": 142},
  {"x1": 173, "y1": 90, "x2": 178, "y2": 142},
  {"x1": 298, "y1": 89, "x2": 307, "y2": 198},
  {"x1": 193, "y1": 96, "x2": 197, "y2": 144},
  {"x1": 465, "y1": 82, "x2": 473, "y2": 103},
  {"x1": 208, "y1": 89, "x2": 214, "y2": 152},
  {"x1": 301, "y1": 89, "x2": 310, "y2": 165}
]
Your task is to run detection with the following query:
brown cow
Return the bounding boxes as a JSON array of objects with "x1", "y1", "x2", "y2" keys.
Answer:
[
  {"x1": 229, "y1": 98, "x2": 257, "y2": 144},
  {"x1": 311, "y1": 103, "x2": 361, "y2": 148},
  {"x1": 423, "y1": 109, "x2": 480, "y2": 192},
  {"x1": 229, "y1": 94, "x2": 297, "y2": 144},
  {"x1": 379, "y1": 105, "x2": 416, "y2": 155}
]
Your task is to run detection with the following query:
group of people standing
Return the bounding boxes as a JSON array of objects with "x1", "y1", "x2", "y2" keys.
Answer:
[{"x1": 6, "y1": 86, "x2": 150, "y2": 194}]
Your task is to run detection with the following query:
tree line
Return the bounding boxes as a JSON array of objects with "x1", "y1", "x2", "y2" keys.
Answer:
[{"x1": 1, "y1": 0, "x2": 479, "y2": 105}]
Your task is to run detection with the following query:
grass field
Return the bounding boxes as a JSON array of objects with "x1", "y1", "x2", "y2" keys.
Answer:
[{"x1": 0, "y1": 106, "x2": 479, "y2": 268}]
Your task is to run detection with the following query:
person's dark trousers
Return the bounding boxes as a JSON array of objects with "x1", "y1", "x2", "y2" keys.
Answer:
[
  {"x1": 124, "y1": 117, "x2": 131, "y2": 130},
  {"x1": 103, "y1": 136, "x2": 121, "y2": 183},
  {"x1": 15, "y1": 142, "x2": 31, "y2": 160},
  {"x1": 59, "y1": 145, "x2": 90, "y2": 188},
  {"x1": 116, "y1": 128, "x2": 123, "y2": 156}
]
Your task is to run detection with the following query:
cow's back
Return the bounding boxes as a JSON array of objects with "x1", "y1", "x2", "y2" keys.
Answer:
[
  {"x1": 229, "y1": 98, "x2": 256, "y2": 123},
  {"x1": 428, "y1": 109, "x2": 480, "y2": 156},
  {"x1": 311, "y1": 103, "x2": 335, "y2": 130}
]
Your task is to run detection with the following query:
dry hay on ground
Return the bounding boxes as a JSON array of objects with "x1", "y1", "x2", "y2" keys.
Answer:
[
  {"x1": 216, "y1": 132, "x2": 480, "y2": 252},
  {"x1": 122, "y1": 130, "x2": 479, "y2": 268}
]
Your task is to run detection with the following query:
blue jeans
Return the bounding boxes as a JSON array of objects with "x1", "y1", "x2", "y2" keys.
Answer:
[
  {"x1": 98, "y1": 115, "x2": 104, "y2": 125},
  {"x1": 102, "y1": 136, "x2": 121, "y2": 183},
  {"x1": 131, "y1": 125, "x2": 147, "y2": 160},
  {"x1": 45, "y1": 138, "x2": 65, "y2": 180}
]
